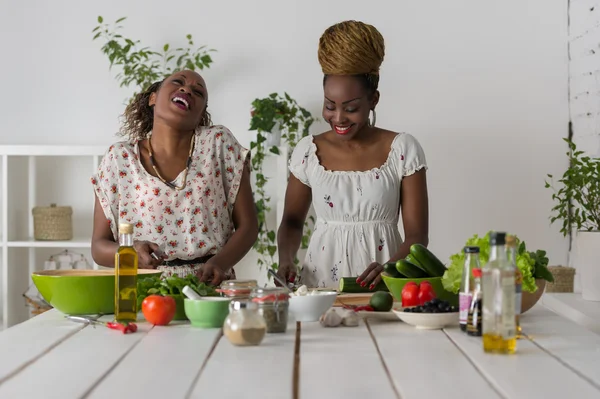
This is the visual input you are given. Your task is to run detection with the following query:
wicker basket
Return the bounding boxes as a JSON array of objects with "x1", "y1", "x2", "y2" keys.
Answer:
[
  {"x1": 32, "y1": 203, "x2": 73, "y2": 241},
  {"x1": 545, "y1": 266, "x2": 576, "y2": 293}
]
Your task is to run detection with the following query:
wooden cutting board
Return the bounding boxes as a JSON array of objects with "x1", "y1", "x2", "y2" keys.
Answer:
[{"x1": 333, "y1": 293, "x2": 375, "y2": 307}]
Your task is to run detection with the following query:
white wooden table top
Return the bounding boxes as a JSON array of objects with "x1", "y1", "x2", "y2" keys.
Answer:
[{"x1": 0, "y1": 303, "x2": 599, "y2": 399}]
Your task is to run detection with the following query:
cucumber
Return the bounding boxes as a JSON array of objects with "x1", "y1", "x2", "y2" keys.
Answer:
[
  {"x1": 395, "y1": 259, "x2": 428, "y2": 278},
  {"x1": 383, "y1": 262, "x2": 403, "y2": 277},
  {"x1": 405, "y1": 254, "x2": 424, "y2": 268},
  {"x1": 339, "y1": 277, "x2": 389, "y2": 293},
  {"x1": 410, "y1": 244, "x2": 447, "y2": 277}
]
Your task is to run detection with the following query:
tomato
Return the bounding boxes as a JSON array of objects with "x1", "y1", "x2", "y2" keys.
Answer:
[
  {"x1": 401, "y1": 283, "x2": 420, "y2": 307},
  {"x1": 141, "y1": 295, "x2": 176, "y2": 326},
  {"x1": 418, "y1": 282, "x2": 436, "y2": 305}
]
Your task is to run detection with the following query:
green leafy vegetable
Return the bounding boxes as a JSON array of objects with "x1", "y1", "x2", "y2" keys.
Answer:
[
  {"x1": 441, "y1": 231, "x2": 546, "y2": 294},
  {"x1": 136, "y1": 274, "x2": 218, "y2": 311}
]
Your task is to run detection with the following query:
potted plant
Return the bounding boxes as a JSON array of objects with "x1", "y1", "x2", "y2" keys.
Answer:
[
  {"x1": 442, "y1": 231, "x2": 554, "y2": 313},
  {"x1": 248, "y1": 93, "x2": 316, "y2": 278},
  {"x1": 92, "y1": 16, "x2": 215, "y2": 101},
  {"x1": 546, "y1": 138, "x2": 600, "y2": 301}
]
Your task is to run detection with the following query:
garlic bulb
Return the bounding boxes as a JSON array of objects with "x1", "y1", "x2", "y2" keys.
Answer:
[
  {"x1": 341, "y1": 311, "x2": 359, "y2": 327},
  {"x1": 319, "y1": 308, "x2": 342, "y2": 327}
]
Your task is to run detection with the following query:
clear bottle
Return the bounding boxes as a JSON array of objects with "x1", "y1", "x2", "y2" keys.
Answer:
[
  {"x1": 114, "y1": 223, "x2": 138, "y2": 323},
  {"x1": 506, "y1": 235, "x2": 523, "y2": 339},
  {"x1": 482, "y1": 231, "x2": 516, "y2": 354},
  {"x1": 467, "y1": 268, "x2": 483, "y2": 336},
  {"x1": 223, "y1": 300, "x2": 267, "y2": 346},
  {"x1": 459, "y1": 246, "x2": 480, "y2": 332}
]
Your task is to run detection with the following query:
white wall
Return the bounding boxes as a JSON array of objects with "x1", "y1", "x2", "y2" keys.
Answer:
[
  {"x1": 568, "y1": 0, "x2": 600, "y2": 291},
  {"x1": 0, "y1": 1, "x2": 570, "y2": 287}
]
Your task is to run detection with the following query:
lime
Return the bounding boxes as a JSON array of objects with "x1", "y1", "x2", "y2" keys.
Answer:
[{"x1": 369, "y1": 291, "x2": 394, "y2": 312}]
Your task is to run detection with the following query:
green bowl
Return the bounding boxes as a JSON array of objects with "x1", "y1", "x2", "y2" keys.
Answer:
[
  {"x1": 184, "y1": 297, "x2": 231, "y2": 328},
  {"x1": 32, "y1": 269, "x2": 163, "y2": 315},
  {"x1": 381, "y1": 274, "x2": 458, "y2": 307}
]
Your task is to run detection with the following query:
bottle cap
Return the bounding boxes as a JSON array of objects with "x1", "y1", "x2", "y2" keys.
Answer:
[
  {"x1": 231, "y1": 300, "x2": 258, "y2": 311},
  {"x1": 464, "y1": 246, "x2": 480, "y2": 254},
  {"x1": 505, "y1": 234, "x2": 516, "y2": 247},
  {"x1": 472, "y1": 268, "x2": 482, "y2": 278},
  {"x1": 118, "y1": 223, "x2": 134, "y2": 234},
  {"x1": 489, "y1": 231, "x2": 506, "y2": 245}
]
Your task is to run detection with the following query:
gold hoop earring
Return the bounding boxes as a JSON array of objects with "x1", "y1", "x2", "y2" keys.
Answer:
[{"x1": 368, "y1": 109, "x2": 377, "y2": 127}]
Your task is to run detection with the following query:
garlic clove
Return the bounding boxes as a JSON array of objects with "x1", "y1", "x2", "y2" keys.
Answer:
[
  {"x1": 319, "y1": 308, "x2": 342, "y2": 327},
  {"x1": 342, "y1": 311, "x2": 359, "y2": 327}
]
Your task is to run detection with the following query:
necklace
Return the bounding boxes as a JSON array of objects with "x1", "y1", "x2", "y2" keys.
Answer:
[{"x1": 147, "y1": 133, "x2": 195, "y2": 191}]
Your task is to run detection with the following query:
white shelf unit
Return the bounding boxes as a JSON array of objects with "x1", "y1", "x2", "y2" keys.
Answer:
[{"x1": 0, "y1": 145, "x2": 107, "y2": 330}]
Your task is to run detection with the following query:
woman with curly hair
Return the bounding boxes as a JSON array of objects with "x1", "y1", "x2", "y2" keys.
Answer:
[
  {"x1": 277, "y1": 21, "x2": 429, "y2": 289},
  {"x1": 91, "y1": 70, "x2": 258, "y2": 285}
]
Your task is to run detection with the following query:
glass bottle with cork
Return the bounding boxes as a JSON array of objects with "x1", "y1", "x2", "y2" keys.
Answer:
[
  {"x1": 505, "y1": 234, "x2": 522, "y2": 338},
  {"x1": 115, "y1": 222, "x2": 138, "y2": 323},
  {"x1": 467, "y1": 268, "x2": 483, "y2": 336},
  {"x1": 459, "y1": 246, "x2": 481, "y2": 332},
  {"x1": 482, "y1": 231, "x2": 517, "y2": 354}
]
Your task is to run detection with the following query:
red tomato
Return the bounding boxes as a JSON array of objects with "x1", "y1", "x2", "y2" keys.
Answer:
[
  {"x1": 141, "y1": 295, "x2": 176, "y2": 326},
  {"x1": 418, "y1": 282, "x2": 436, "y2": 305},
  {"x1": 401, "y1": 283, "x2": 420, "y2": 307}
]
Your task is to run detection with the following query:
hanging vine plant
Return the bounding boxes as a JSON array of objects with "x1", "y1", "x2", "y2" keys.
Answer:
[
  {"x1": 92, "y1": 16, "x2": 215, "y2": 102},
  {"x1": 249, "y1": 93, "x2": 316, "y2": 275}
]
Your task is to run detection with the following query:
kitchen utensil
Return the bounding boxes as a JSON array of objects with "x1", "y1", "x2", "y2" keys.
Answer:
[
  {"x1": 66, "y1": 316, "x2": 138, "y2": 334},
  {"x1": 267, "y1": 268, "x2": 294, "y2": 293},
  {"x1": 182, "y1": 285, "x2": 203, "y2": 300}
]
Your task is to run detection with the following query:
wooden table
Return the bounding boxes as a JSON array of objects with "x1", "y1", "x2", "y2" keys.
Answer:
[{"x1": 0, "y1": 303, "x2": 599, "y2": 399}]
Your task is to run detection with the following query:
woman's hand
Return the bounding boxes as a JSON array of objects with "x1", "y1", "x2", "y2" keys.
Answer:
[
  {"x1": 133, "y1": 240, "x2": 166, "y2": 269},
  {"x1": 276, "y1": 263, "x2": 298, "y2": 287},
  {"x1": 197, "y1": 262, "x2": 227, "y2": 286},
  {"x1": 357, "y1": 262, "x2": 384, "y2": 290}
]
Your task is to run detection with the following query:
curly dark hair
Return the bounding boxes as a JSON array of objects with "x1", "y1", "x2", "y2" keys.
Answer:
[{"x1": 119, "y1": 80, "x2": 212, "y2": 142}]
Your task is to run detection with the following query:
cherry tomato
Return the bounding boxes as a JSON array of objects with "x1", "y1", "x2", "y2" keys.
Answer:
[
  {"x1": 141, "y1": 295, "x2": 176, "y2": 326},
  {"x1": 401, "y1": 283, "x2": 420, "y2": 307}
]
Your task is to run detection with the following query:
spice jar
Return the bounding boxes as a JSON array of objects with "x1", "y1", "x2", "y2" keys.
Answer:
[
  {"x1": 250, "y1": 287, "x2": 289, "y2": 333},
  {"x1": 218, "y1": 279, "x2": 258, "y2": 300},
  {"x1": 223, "y1": 300, "x2": 266, "y2": 346}
]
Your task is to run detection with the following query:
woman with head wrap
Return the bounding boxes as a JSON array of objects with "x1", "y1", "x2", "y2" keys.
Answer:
[{"x1": 277, "y1": 21, "x2": 429, "y2": 290}]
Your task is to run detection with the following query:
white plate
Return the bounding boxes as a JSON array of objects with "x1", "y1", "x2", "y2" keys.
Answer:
[{"x1": 392, "y1": 307, "x2": 459, "y2": 330}]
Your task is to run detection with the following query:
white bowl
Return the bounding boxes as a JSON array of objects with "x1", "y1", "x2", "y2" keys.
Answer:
[
  {"x1": 392, "y1": 308, "x2": 459, "y2": 330},
  {"x1": 288, "y1": 291, "x2": 338, "y2": 322}
]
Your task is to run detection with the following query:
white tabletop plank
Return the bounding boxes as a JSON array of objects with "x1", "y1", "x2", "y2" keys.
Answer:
[
  {"x1": 0, "y1": 310, "x2": 83, "y2": 384},
  {"x1": 445, "y1": 320, "x2": 600, "y2": 399},
  {"x1": 368, "y1": 319, "x2": 501, "y2": 399},
  {"x1": 541, "y1": 293, "x2": 600, "y2": 334},
  {"x1": 190, "y1": 322, "x2": 297, "y2": 399},
  {"x1": 0, "y1": 315, "x2": 151, "y2": 398},
  {"x1": 86, "y1": 324, "x2": 221, "y2": 399},
  {"x1": 521, "y1": 305, "x2": 600, "y2": 390},
  {"x1": 299, "y1": 319, "x2": 397, "y2": 399}
]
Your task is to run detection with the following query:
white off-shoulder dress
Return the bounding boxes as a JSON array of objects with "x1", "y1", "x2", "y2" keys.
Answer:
[{"x1": 288, "y1": 133, "x2": 428, "y2": 288}]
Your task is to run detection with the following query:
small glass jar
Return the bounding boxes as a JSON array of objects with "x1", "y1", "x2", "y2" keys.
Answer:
[
  {"x1": 223, "y1": 300, "x2": 266, "y2": 346},
  {"x1": 250, "y1": 287, "x2": 289, "y2": 333},
  {"x1": 219, "y1": 279, "x2": 258, "y2": 300}
]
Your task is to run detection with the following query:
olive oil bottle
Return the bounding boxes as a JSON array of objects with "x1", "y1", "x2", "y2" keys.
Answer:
[
  {"x1": 115, "y1": 223, "x2": 138, "y2": 322},
  {"x1": 506, "y1": 235, "x2": 523, "y2": 339},
  {"x1": 482, "y1": 231, "x2": 517, "y2": 354}
]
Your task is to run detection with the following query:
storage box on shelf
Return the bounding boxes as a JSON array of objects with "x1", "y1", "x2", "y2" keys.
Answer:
[{"x1": 0, "y1": 145, "x2": 106, "y2": 330}]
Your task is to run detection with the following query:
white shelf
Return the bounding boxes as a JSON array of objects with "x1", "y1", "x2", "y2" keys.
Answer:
[
  {"x1": 542, "y1": 293, "x2": 600, "y2": 335},
  {"x1": 6, "y1": 239, "x2": 92, "y2": 248}
]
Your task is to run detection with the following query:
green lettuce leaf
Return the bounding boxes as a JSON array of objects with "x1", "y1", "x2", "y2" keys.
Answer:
[{"x1": 441, "y1": 231, "x2": 538, "y2": 294}]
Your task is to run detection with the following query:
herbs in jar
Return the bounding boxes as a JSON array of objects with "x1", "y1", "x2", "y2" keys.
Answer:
[{"x1": 251, "y1": 287, "x2": 289, "y2": 333}]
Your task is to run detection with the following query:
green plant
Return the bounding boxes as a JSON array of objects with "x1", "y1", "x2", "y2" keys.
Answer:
[
  {"x1": 92, "y1": 16, "x2": 215, "y2": 100},
  {"x1": 248, "y1": 93, "x2": 316, "y2": 275},
  {"x1": 442, "y1": 231, "x2": 553, "y2": 295},
  {"x1": 545, "y1": 138, "x2": 600, "y2": 236}
]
